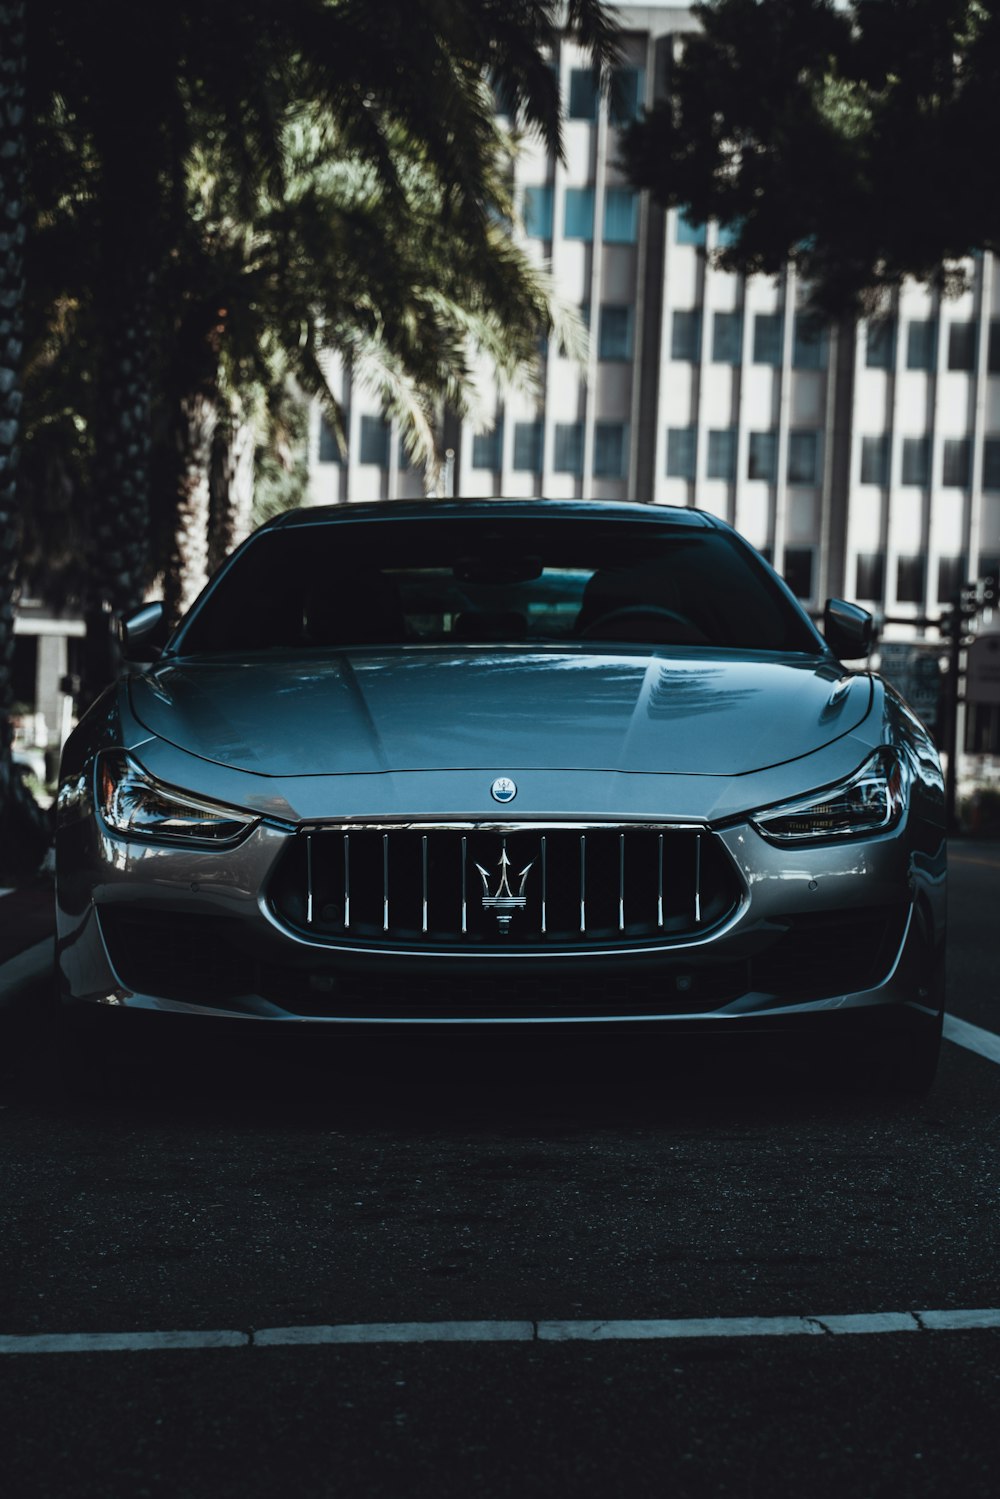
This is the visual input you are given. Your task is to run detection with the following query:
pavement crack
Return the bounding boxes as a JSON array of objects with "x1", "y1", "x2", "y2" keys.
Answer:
[
  {"x1": 804, "y1": 1317, "x2": 833, "y2": 1336},
  {"x1": 911, "y1": 1312, "x2": 929, "y2": 1332}
]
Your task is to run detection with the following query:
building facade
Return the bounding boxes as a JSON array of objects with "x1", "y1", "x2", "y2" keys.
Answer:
[{"x1": 307, "y1": 1, "x2": 1000, "y2": 662}]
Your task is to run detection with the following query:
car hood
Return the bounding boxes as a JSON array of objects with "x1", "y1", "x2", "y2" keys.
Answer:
[{"x1": 128, "y1": 648, "x2": 872, "y2": 779}]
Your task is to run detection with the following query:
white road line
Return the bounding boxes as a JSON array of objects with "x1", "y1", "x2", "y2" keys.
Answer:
[
  {"x1": 2, "y1": 1309, "x2": 1000, "y2": 1354},
  {"x1": 254, "y1": 1321, "x2": 534, "y2": 1346},
  {"x1": 944, "y1": 1014, "x2": 1000, "y2": 1066}
]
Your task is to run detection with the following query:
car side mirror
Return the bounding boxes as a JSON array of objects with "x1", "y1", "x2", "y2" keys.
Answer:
[
  {"x1": 823, "y1": 598, "x2": 874, "y2": 660},
  {"x1": 119, "y1": 601, "x2": 168, "y2": 662}
]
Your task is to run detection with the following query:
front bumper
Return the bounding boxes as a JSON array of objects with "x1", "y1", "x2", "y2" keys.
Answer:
[{"x1": 55, "y1": 812, "x2": 946, "y2": 1031}]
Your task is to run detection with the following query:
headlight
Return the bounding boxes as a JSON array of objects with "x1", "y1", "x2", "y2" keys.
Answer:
[
  {"x1": 751, "y1": 750, "x2": 905, "y2": 844},
  {"x1": 96, "y1": 750, "x2": 258, "y2": 846}
]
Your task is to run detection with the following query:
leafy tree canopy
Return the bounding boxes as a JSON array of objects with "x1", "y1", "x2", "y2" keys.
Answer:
[{"x1": 623, "y1": 0, "x2": 1000, "y2": 315}]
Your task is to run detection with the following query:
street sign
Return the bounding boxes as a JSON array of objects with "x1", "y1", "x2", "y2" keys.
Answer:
[
  {"x1": 966, "y1": 634, "x2": 1000, "y2": 706},
  {"x1": 877, "y1": 642, "x2": 943, "y2": 732}
]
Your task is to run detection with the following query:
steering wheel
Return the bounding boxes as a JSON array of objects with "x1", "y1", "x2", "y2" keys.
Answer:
[{"x1": 577, "y1": 605, "x2": 710, "y2": 645}]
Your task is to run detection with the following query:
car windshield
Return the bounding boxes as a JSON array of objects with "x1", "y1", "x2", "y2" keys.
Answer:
[{"x1": 173, "y1": 515, "x2": 821, "y2": 656}]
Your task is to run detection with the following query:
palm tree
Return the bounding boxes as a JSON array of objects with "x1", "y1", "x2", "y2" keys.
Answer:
[{"x1": 16, "y1": 0, "x2": 621, "y2": 698}]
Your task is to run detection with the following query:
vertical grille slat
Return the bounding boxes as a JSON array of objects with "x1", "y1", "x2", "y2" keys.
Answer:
[{"x1": 269, "y1": 825, "x2": 739, "y2": 948}]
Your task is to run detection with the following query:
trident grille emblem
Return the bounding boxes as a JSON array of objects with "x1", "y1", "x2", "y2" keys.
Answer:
[{"x1": 476, "y1": 840, "x2": 534, "y2": 935}]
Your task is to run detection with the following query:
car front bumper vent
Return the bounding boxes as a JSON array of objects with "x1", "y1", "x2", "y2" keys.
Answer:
[{"x1": 266, "y1": 824, "x2": 742, "y2": 950}]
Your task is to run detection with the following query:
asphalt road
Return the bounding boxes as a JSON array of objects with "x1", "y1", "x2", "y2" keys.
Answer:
[{"x1": 1, "y1": 844, "x2": 999, "y2": 1498}]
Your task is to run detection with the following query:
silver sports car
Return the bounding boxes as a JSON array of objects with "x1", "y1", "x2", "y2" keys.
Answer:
[{"x1": 55, "y1": 500, "x2": 946, "y2": 1091}]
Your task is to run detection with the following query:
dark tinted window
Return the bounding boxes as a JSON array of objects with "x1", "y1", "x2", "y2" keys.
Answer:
[{"x1": 175, "y1": 517, "x2": 820, "y2": 656}]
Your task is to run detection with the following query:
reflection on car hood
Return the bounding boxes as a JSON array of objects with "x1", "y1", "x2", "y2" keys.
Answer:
[{"x1": 129, "y1": 648, "x2": 872, "y2": 778}]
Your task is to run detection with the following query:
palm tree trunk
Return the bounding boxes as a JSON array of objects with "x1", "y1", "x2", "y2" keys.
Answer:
[
  {"x1": 164, "y1": 391, "x2": 218, "y2": 624},
  {"x1": 208, "y1": 403, "x2": 256, "y2": 576},
  {"x1": 0, "y1": 0, "x2": 26, "y2": 840}
]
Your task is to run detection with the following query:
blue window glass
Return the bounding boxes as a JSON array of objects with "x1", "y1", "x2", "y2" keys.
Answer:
[
  {"x1": 942, "y1": 437, "x2": 971, "y2": 487},
  {"x1": 671, "y1": 310, "x2": 701, "y2": 362},
  {"x1": 906, "y1": 320, "x2": 937, "y2": 370},
  {"x1": 716, "y1": 219, "x2": 743, "y2": 249},
  {"x1": 666, "y1": 427, "x2": 696, "y2": 480},
  {"x1": 553, "y1": 423, "x2": 584, "y2": 475},
  {"x1": 564, "y1": 187, "x2": 595, "y2": 241},
  {"x1": 748, "y1": 431, "x2": 777, "y2": 481},
  {"x1": 609, "y1": 68, "x2": 642, "y2": 124},
  {"x1": 603, "y1": 189, "x2": 638, "y2": 243},
  {"x1": 793, "y1": 314, "x2": 828, "y2": 370},
  {"x1": 753, "y1": 314, "x2": 783, "y2": 366},
  {"x1": 676, "y1": 209, "x2": 706, "y2": 246},
  {"x1": 318, "y1": 415, "x2": 342, "y2": 463},
  {"x1": 594, "y1": 423, "x2": 627, "y2": 478},
  {"x1": 983, "y1": 437, "x2": 1000, "y2": 489},
  {"x1": 359, "y1": 415, "x2": 389, "y2": 466},
  {"x1": 513, "y1": 421, "x2": 543, "y2": 473},
  {"x1": 568, "y1": 69, "x2": 599, "y2": 120},
  {"x1": 866, "y1": 319, "x2": 896, "y2": 369},
  {"x1": 706, "y1": 429, "x2": 737, "y2": 481},
  {"x1": 901, "y1": 437, "x2": 930, "y2": 485},
  {"x1": 598, "y1": 305, "x2": 632, "y2": 361},
  {"x1": 471, "y1": 425, "x2": 502, "y2": 470},
  {"x1": 522, "y1": 185, "x2": 553, "y2": 240},
  {"x1": 947, "y1": 323, "x2": 976, "y2": 372},
  {"x1": 711, "y1": 312, "x2": 742, "y2": 364},
  {"x1": 788, "y1": 430, "x2": 819, "y2": 484},
  {"x1": 860, "y1": 435, "x2": 890, "y2": 486}
]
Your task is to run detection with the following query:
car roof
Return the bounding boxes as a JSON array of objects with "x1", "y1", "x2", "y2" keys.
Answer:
[{"x1": 263, "y1": 499, "x2": 720, "y2": 532}]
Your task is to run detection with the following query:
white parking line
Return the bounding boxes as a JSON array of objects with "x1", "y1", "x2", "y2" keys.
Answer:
[
  {"x1": 2, "y1": 1308, "x2": 1000, "y2": 1354},
  {"x1": 944, "y1": 1014, "x2": 1000, "y2": 1066}
]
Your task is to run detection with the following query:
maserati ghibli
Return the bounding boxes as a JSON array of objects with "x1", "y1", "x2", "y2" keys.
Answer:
[{"x1": 55, "y1": 500, "x2": 947, "y2": 1091}]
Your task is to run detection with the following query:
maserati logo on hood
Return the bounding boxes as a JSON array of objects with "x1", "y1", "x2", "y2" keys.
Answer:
[{"x1": 491, "y1": 776, "x2": 517, "y2": 803}]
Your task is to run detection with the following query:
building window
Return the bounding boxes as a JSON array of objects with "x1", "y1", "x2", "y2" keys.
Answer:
[
  {"x1": 748, "y1": 430, "x2": 777, "y2": 482},
  {"x1": 676, "y1": 209, "x2": 706, "y2": 246},
  {"x1": 594, "y1": 422, "x2": 627, "y2": 478},
  {"x1": 716, "y1": 219, "x2": 743, "y2": 248},
  {"x1": 788, "y1": 430, "x2": 819, "y2": 485},
  {"x1": 598, "y1": 305, "x2": 633, "y2": 361},
  {"x1": 318, "y1": 415, "x2": 342, "y2": 463},
  {"x1": 706, "y1": 428, "x2": 737, "y2": 481},
  {"x1": 942, "y1": 437, "x2": 971, "y2": 487},
  {"x1": 666, "y1": 427, "x2": 696, "y2": 480},
  {"x1": 359, "y1": 414, "x2": 389, "y2": 466},
  {"x1": 866, "y1": 319, "x2": 896, "y2": 369},
  {"x1": 752, "y1": 314, "x2": 783, "y2": 366},
  {"x1": 983, "y1": 437, "x2": 1000, "y2": 489},
  {"x1": 855, "y1": 552, "x2": 885, "y2": 601},
  {"x1": 937, "y1": 555, "x2": 966, "y2": 604},
  {"x1": 568, "y1": 69, "x2": 599, "y2": 120},
  {"x1": 553, "y1": 422, "x2": 584, "y2": 475},
  {"x1": 948, "y1": 322, "x2": 976, "y2": 372},
  {"x1": 609, "y1": 67, "x2": 642, "y2": 124},
  {"x1": 989, "y1": 321, "x2": 1000, "y2": 374},
  {"x1": 896, "y1": 555, "x2": 926, "y2": 605},
  {"x1": 603, "y1": 189, "x2": 638, "y2": 243},
  {"x1": 783, "y1": 548, "x2": 815, "y2": 600},
  {"x1": 471, "y1": 425, "x2": 502, "y2": 470},
  {"x1": 792, "y1": 314, "x2": 827, "y2": 370},
  {"x1": 860, "y1": 435, "x2": 890, "y2": 486},
  {"x1": 712, "y1": 312, "x2": 742, "y2": 364},
  {"x1": 901, "y1": 436, "x2": 930, "y2": 486},
  {"x1": 564, "y1": 187, "x2": 595, "y2": 240},
  {"x1": 671, "y1": 309, "x2": 702, "y2": 362},
  {"x1": 513, "y1": 421, "x2": 543, "y2": 473},
  {"x1": 906, "y1": 320, "x2": 936, "y2": 370},
  {"x1": 522, "y1": 185, "x2": 553, "y2": 239}
]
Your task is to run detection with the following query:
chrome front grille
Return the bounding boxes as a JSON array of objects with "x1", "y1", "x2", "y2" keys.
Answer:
[{"x1": 267, "y1": 824, "x2": 742, "y2": 950}]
